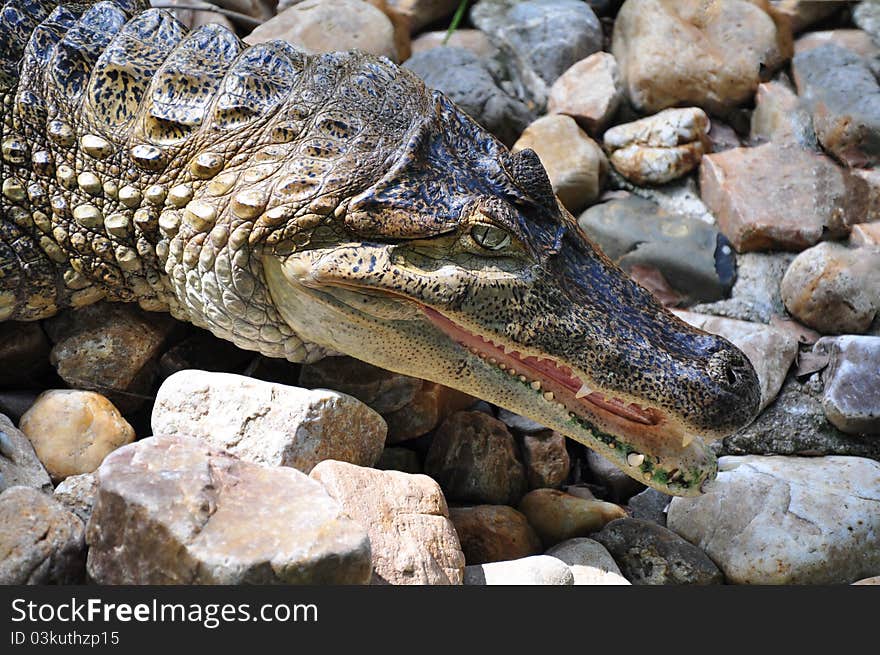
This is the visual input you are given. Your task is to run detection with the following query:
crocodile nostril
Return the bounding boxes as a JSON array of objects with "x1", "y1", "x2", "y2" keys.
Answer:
[{"x1": 724, "y1": 363, "x2": 739, "y2": 386}]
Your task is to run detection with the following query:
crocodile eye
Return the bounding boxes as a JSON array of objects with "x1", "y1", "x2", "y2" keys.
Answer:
[{"x1": 470, "y1": 224, "x2": 511, "y2": 251}]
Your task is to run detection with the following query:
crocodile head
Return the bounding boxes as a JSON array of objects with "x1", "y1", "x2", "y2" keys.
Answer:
[{"x1": 261, "y1": 91, "x2": 761, "y2": 497}]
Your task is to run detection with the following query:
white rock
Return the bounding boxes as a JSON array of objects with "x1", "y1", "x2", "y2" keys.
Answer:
[
  {"x1": 546, "y1": 538, "x2": 631, "y2": 585},
  {"x1": 464, "y1": 555, "x2": 574, "y2": 585}
]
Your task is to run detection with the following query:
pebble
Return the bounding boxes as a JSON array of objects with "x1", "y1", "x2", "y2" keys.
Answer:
[
  {"x1": 20, "y1": 390, "x2": 135, "y2": 483},
  {"x1": 246, "y1": 0, "x2": 400, "y2": 62},
  {"x1": 87, "y1": 435, "x2": 371, "y2": 584},
  {"x1": 749, "y1": 80, "x2": 817, "y2": 149},
  {"x1": 0, "y1": 321, "x2": 49, "y2": 387},
  {"x1": 410, "y1": 29, "x2": 498, "y2": 59},
  {"x1": 463, "y1": 555, "x2": 574, "y2": 585},
  {"x1": 612, "y1": 0, "x2": 789, "y2": 114},
  {"x1": 425, "y1": 410, "x2": 527, "y2": 505},
  {"x1": 152, "y1": 370, "x2": 386, "y2": 472},
  {"x1": 448, "y1": 505, "x2": 542, "y2": 564},
  {"x1": 780, "y1": 242, "x2": 880, "y2": 335},
  {"x1": 521, "y1": 429, "x2": 570, "y2": 490},
  {"x1": 0, "y1": 413, "x2": 51, "y2": 493},
  {"x1": 512, "y1": 114, "x2": 607, "y2": 213},
  {"x1": 383, "y1": 380, "x2": 476, "y2": 443},
  {"x1": 311, "y1": 460, "x2": 465, "y2": 585},
  {"x1": 517, "y1": 488, "x2": 627, "y2": 547},
  {"x1": 667, "y1": 455, "x2": 880, "y2": 584},
  {"x1": 603, "y1": 107, "x2": 710, "y2": 185},
  {"x1": 0, "y1": 486, "x2": 85, "y2": 584},
  {"x1": 374, "y1": 446, "x2": 422, "y2": 474},
  {"x1": 851, "y1": 222, "x2": 880, "y2": 247},
  {"x1": 854, "y1": 0, "x2": 880, "y2": 43},
  {"x1": 545, "y1": 538, "x2": 630, "y2": 585},
  {"x1": 795, "y1": 29, "x2": 879, "y2": 59},
  {"x1": 594, "y1": 518, "x2": 723, "y2": 585},
  {"x1": 546, "y1": 52, "x2": 624, "y2": 134},
  {"x1": 627, "y1": 487, "x2": 671, "y2": 527},
  {"x1": 815, "y1": 336, "x2": 880, "y2": 435},
  {"x1": 53, "y1": 473, "x2": 97, "y2": 525}
]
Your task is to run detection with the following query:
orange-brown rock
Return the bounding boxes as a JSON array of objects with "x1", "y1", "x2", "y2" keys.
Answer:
[
  {"x1": 448, "y1": 505, "x2": 542, "y2": 565},
  {"x1": 383, "y1": 381, "x2": 475, "y2": 443}
]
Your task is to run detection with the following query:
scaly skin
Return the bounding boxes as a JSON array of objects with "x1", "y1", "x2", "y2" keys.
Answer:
[{"x1": 0, "y1": 0, "x2": 761, "y2": 495}]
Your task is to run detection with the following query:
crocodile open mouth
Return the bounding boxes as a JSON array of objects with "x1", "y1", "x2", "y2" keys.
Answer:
[{"x1": 422, "y1": 306, "x2": 663, "y2": 427}]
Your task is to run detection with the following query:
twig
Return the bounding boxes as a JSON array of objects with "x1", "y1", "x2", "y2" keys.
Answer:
[{"x1": 149, "y1": 0, "x2": 262, "y2": 28}]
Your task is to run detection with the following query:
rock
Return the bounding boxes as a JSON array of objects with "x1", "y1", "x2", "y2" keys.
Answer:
[
  {"x1": 44, "y1": 303, "x2": 175, "y2": 413},
  {"x1": 853, "y1": 576, "x2": 880, "y2": 585},
  {"x1": 627, "y1": 487, "x2": 671, "y2": 526},
  {"x1": 584, "y1": 449, "x2": 645, "y2": 503},
  {"x1": 0, "y1": 413, "x2": 51, "y2": 493},
  {"x1": 299, "y1": 356, "x2": 422, "y2": 414},
  {"x1": 87, "y1": 436, "x2": 371, "y2": 584},
  {"x1": 780, "y1": 242, "x2": 880, "y2": 335},
  {"x1": 706, "y1": 119, "x2": 742, "y2": 153},
  {"x1": 718, "y1": 375, "x2": 880, "y2": 460},
  {"x1": 383, "y1": 380, "x2": 476, "y2": 443},
  {"x1": 374, "y1": 447, "x2": 422, "y2": 473},
  {"x1": 19, "y1": 390, "x2": 135, "y2": 483},
  {"x1": 0, "y1": 392, "x2": 38, "y2": 425},
  {"x1": 772, "y1": 0, "x2": 848, "y2": 33},
  {"x1": 852, "y1": 168, "x2": 880, "y2": 224},
  {"x1": 152, "y1": 370, "x2": 386, "y2": 472},
  {"x1": 673, "y1": 311, "x2": 797, "y2": 410},
  {"x1": 246, "y1": 0, "x2": 400, "y2": 62},
  {"x1": 512, "y1": 114, "x2": 608, "y2": 212},
  {"x1": 518, "y1": 488, "x2": 626, "y2": 547},
  {"x1": 749, "y1": 80, "x2": 817, "y2": 148},
  {"x1": 168, "y1": 1, "x2": 235, "y2": 32},
  {"x1": 448, "y1": 505, "x2": 543, "y2": 564},
  {"x1": 0, "y1": 486, "x2": 85, "y2": 584},
  {"x1": 497, "y1": 408, "x2": 547, "y2": 434},
  {"x1": 53, "y1": 473, "x2": 97, "y2": 525},
  {"x1": 545, "y1": 537, "x2": 630, "y2": 585},
  {"x1": 521, "y1": 429, "x2": 570, "y2": 489},
  {"x1": 158, "y1": 330, "x2": 253, "y2": 379},
  {"x1": 795, "y1": 29, "x2": 879, "y2": 59},
  {"x1": 699, "y1": 143, "x2": 861, "y2": 252},
  {"x1": 385, "y1": 0, "x2": 459, "y2": 32},
  {"x1": 667, "y1": 455, "x2": 880, "y2": 584},
  {"x1": 792, "y1": 44, "x2": 880, "y2": 168},
  {"x1": 410, "y1": 29, "x2": 498, "y2": 59},
  {"x1": 593, "y1": 518, "x2": 724, "y2": 585},
  {"x1": 578, "y1": 196, "x2": 735, "y2": 305},
  {"x1": 815, "y1": 336, "x2": 880, "y2": 435},
  {"x1": 546, "y1": 52, "x2": 624, "y2": 134},
  {"x1": 425, "y1": 410, "x2": 528, "y2": 505},
  {"x1": 609, "y1": 172, "x2": 716, "y2": 225},
  {"x1": 464, "y1": 555, "x2": 574, "y2": 585},
  {"x1": 613, "y1": 0, "x2": 789, "y2": 114},
  {"x1": 471, "y1": 0, "x2": 603, "y2": 104},
  {"x1": 311, "y1": 460, "x2": 464, "y2": 584},
  {"x1": 854, "y1": 0, "x2": 880, "y2": 43},
  {"x1": 0, "y1": 321, "x2": 49, "y2": 387},
  {"x1": 603, "y1": 108, "x2": 710, "y2": 185},
  {"x1": 851, "y1": 222, "x2": 880, "y2": 247},
  {"x1": 403, "y1": 46, "x2": 534, "y2": 147}
]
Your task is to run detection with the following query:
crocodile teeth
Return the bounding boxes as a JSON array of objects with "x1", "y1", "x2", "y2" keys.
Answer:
[
  {"x1": 530, "y1": 380, "x2": 541, "y2": 391},
  {"x1": 542, "y1": 391, "x2": 554, "y2": 401},
  {"x1": 575, "y1": 383, "x2": 592, "y2": 399},
  {"x1": 626, "y1": 452, "x2": 645, "y2": 467},
  {"x1": 681, "y1": 433, "x2": 695, "y2": 448}
]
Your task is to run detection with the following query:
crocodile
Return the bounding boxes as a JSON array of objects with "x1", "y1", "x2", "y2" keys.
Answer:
[{"x1": 0, "y1": 0, "x2": 760, "y2": 496}]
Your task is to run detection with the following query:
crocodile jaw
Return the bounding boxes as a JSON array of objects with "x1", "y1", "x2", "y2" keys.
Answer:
[{"x1": 264, "y1": 255, "x2": 717, "y2": 496}]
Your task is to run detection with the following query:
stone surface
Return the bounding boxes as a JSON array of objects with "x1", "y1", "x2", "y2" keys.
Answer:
[
  {"x1": 383, "y1": 380, "x2": 476, "y2": 443},
  {"x1": 403, "y1": 46, "x2": 534, "y2": 147},
  {"x1": 410, "y1": 29, "x2": 498, "y2": 59},
  {"x1": 674, "y1": 311, "x2": 797, "y2": 410},
  {"x1": 749, "y1": 80, "x2": 817, "y2": 148},
  {"x1": 609, "y1": 171, "x2": 716, "y2": 225},
  {"x1": 152, "y1": 370, "x2": 386, "y2": 472},
  {"x1": 793, "y1": 44, "x2": 880, "y2": 167},
  {"x1": 699, "y1": 143, "x2": 860, "y2": 252},
  {"x1": 0, "y1": 321, "x2": 49, "y2": 387},
  {"x1": 772, "y1": 0, "x2": 848, "y2": 33},
  {"x1": 604, "y1": 108, "x2": 710, "y2": 185},
  {"x1": 311, "y1": 460, "x2": 465, "y2": 585},
  {"x1": 20, "y1": 390, "x2": 135, "y2": 483},
  {"x1": 593, "y1": 518, "x2": 724, "y2": 585},
  {"x1": 53, "y1": 473, "x2": 97, "y2": 525},
  {"x1": 854, "y1": 0, "x2": 880, "y2": 43},
  {"x1": 517, "y1": 488, "x2": 627, "y2": 547},
  {"x1": 853, "y1": 576, "x2": 880, "y2": 585},
  {"x1": 780, "y1": 242, "x2": 880, "y2": 334},
  {"x1": 627, "y1": 487, "x2": 671, "y2": 526},
  {"x1": 512, "y1": 114, "x2": 607, "y2": 212},
  {"x1": 87, "y1": 436, "x2": 371, "y2": 584},
  {"x1": 795, "y1": 29, "x2": 879, "y2": 58},
  {"x1": 158, "y1": 330, "x2": 253, "y2": 379},
  {"x1": 545, "y1": 538, "x2": 630, "y2": 585},
  {"x1": 613, "y1": 0, "x2": 789, "y2": 114},
  {"x1": 299, "y1": 356, "x2": 421, "y2": 414},
  {"x1": 521, "y1": 429, "x2": 570, "y2": 489},
  {"x1": 0, "y1": 413, "x2": 51, "y2": 493},
  {"x1": 851, "y1": 222, "x2": 880, "y2": 247},
  {"x1": 425, "y1": 410, "x2": 527, "y2": 505},
  {"x1": 386, "y1": 0, "x2": 459, "y2": 32},
  {"x1": 546, "y1": 52, "x2": 623, "y2": 134},
  {"x1": 246, "y1": 0, "x2": 400, "y2": 61},
  {"x1": 497, "y1": 408, "x2": 548, "y2": 434},
  {"x1": 0, "y1": 486, "x2": 85, "y2": 584},
  {"x1": 374, "y1": 447, "x2": 422, "y2": 473},
  {"x1": 579, "y1": 195, "x2": 735, "y2": 305},
  {"x1": 816, "y1": 336, "x2": 880, "y2": 435},
  {"x1": 667, "y1": 455, "x2": 880, "y2": 584},
  {"x1": 584, "y1": 449, "x2": 645, "y2": 503},
  {"x1": 448, "y1": 505, "x2": 542, "y2": 564},
  {"x1": 853, "y1": 168, "x2": 880, "y2": 224},
  {"x1": 464, "y1": 555, "x2": 574, "y2": 585},
  {"x1": 0, "y1": 392, "x2": 38, "y2": 425}
]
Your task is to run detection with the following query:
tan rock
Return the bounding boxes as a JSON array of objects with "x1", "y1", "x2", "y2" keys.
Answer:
[
  {"x1": 546, "y1": 52, "x2": 623, "y2": 134},
  {"x1": 521, "y1": 429, "x2": 570, "y2": 489},
  {"x1": 852, "y1": 168, "x2": 880, "y2": 224},
  {"x1": 310, "y1": 460, "x2": 465, "y2": 584},
  {"x1": 449, "y1": 505, "x2": 542, "y2": 565},
  {"x1": 87, "y1": 436, "x2": 371, "y2": 584},
  {"x1": 517, "y1": 488, "x2": 626, "y2": 547},
  {"x1": 613, "y1": 0, "x2": 789, "y2": 114},
  {"x1": 384, "y1": 380, "x2": 476, "y2": 443},
  {"x1": 20, "y1": 390, "x2": 135, "y2": 483},
  {"x1": 850, "y1": 223, "x2": 880, "y2": 248},
  {"x1": 152, "y1": 370, "x2": 386, "y2": 473},
  {"x1": 795, "y1": 29, "x2": 879, "y2": 58},
  {"x1": 749, "y1": 80, "x2": 816, "y2": 147},
  {"x1": 53, "y1": 473, "x2": 97, "y2": 525},
  {"x1": 512, "y1": 114, "x2": 608, "y2": 213},
  {"x1": 410, "y1": 29, "x2": 498, "y2": 59},
  {"x1": 0, "y1": 413, "x2": 51, "y2": 493},
  {"x1": 604, "y1": 107, "x2": 709, "y2": 185},
  {"x1": 386, "y1": 0, "x2": 460, "y2": 32}
]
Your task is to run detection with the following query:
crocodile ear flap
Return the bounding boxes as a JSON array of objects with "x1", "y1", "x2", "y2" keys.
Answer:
[{"x1": 506, "y1": 148, "x2": 557, "y2": 212}]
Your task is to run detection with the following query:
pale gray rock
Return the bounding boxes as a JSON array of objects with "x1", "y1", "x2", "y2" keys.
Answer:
[
  {"x1": 0, "y1": 413, "x2": 51, "y2": 493},
  {"x1": 464, "y1": 555, "x2": 574, "y2": 585},
  {"x1": 815, "y1": 336, "x2": 880, "y2": 435},
  {"x1": 53, "y1": 473, "x2": 97, "y2": 525},
  {"x1": 546, "y1": 538, "x2": 630, "y2": 585}
]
